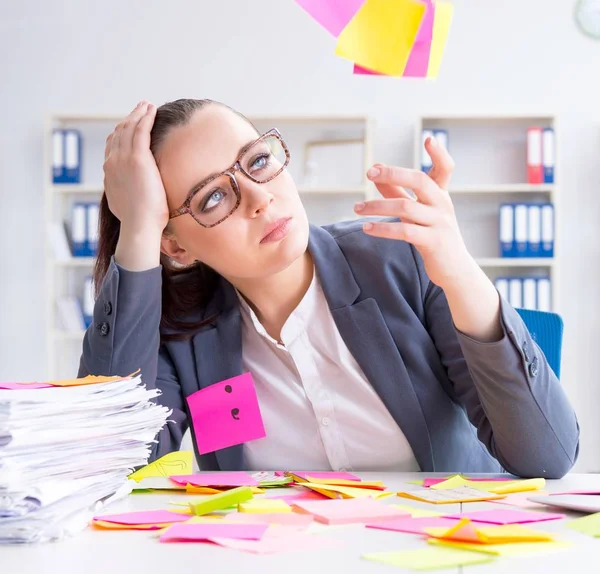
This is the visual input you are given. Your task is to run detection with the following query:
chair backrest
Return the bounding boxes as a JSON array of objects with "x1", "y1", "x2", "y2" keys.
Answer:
[{"x1": 515, "y1": 308, "x2": 563, "y2": 379}]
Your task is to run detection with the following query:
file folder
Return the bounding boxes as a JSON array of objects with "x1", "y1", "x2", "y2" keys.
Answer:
[
  {"x1": 523, "y1": 277, "x2": 537, "y2": 310},
  {"x1": 527, "y1": 127, "x2": 543, "y2": 184},
  {"x1": 71, "y1": 203, "x2": 88, "y2": 257},
  {"x1": 537, "y1": 277, "x2": 552, "y2": 312},
  {"x1": 494, "y1": 277, "x2": 509, "y2": 302},
  {"x1": 87, "y1": 203, "x2": 100, "y2": 257},
  {"x1": 509, "y1": 278, "x2": 523, "y2": 308},
  {"x1": 82, "y1": 276, "x2": 94, "y2": 329},
  {"x1": 52, "y1": 129, "x2": 65, "y2": 183},
  {"x1": 421, "y1": 129, "x2": 434, "y2": 172},
  {"x1": 527, "y1": 204, "x2": 541, "y2": 256},
  {"x1": 64, "y1": 129, "x2": 82, "y2": 184},
  {"x1": 542, "y1": 128, "x2": 555, "y2": 184},
  {"x1": 499, "y1": 204, "x2": 514, "y2": 258},
  {"x1": 541, "y1": 204, "x2": 554, "y2": 257},
  {"x1": 514, "y1": 204, "x2": 528, "y2": 257}
]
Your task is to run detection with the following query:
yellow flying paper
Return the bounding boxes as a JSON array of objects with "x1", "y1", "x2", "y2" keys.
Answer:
[
  {"x1": 427, "y1": 1, "x2": 454, "y2": 78},
  {"x1": 128, "y1": 451, "x2": 193, "y2": 482},
  {"x1": 335, "y1": 0, "x2": 426, "y2": 76}
]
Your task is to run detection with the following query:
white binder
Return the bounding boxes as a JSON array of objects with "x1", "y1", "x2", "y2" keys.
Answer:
[
  {"x1": 523, "y1": 278, "x2": 537, "y2": 310},
  {"x1": 537, "y1": 278, "x2": 552, "y2": 312},
  {"x1": 509, "y1": 278, "x2": 523, "y2": 308}
]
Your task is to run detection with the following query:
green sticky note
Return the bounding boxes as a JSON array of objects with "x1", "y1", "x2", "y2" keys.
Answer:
[
  {"x1": 188, "y1": 486, "x2": 253, "y2": 516},
  {"x1": 567, "y1": 512, "x2": 600, "y2": 537},
  {"x1": 363, "y1": 547, "x2": 494, "y2": 570},
  {"x1": 259, "y1": 476, "x2": 294, "y2": 488}
]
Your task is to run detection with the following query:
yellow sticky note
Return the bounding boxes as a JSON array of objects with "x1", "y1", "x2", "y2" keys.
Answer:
[
  {"x1": 238, "y1": 499, "x2": 292, "y2": 514},
  {"x1": 477, "y1": 524, "x2": 554, "y2": 543},
  {"x1": 303, "y1": 483, "x2": 392, "y2": 500},
  {"x1": 129, "y1": 452, "x2": 193, "y2": 482},
  {"x1": 428, "y1": 538, "x2": 571, "y2": 557},
  {"x1": 427, "y1": 1, "x2": 453, "y2": 79},
  {"x1": 488, "y1": 478, "x2": 546, "y2": 495},
  {"x1": 567, "y1": 512, "x2": 600, "y2": 537},
  {"x1": 363, "y1": 547, "x2": 495, "y2": 569},
  {"x1": 304, "y1": 477, "x2": 385, "y2": 489},
  {"x1": 431, "y1": 476, "x2": 545, "y2": 495},
  {"x1": 334, "y1": 0, "x2": 426, "y2": 76},
  {"x1": 188, "y1": 486, "x2": 253, "y2": 516},
  {"x1": 92, "y1": 520, "x2": 172, "y2": 530},
  {"x1": 391, "y1": 504, "x2": 442, "y2": 518}
]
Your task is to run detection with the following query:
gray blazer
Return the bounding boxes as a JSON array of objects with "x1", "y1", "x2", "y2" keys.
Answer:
[{"x1": 79, "y1": 219, "x2": 579, "y2": 478}]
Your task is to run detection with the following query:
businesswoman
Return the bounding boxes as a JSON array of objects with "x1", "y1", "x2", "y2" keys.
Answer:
[{"x1": 78, "y1": 99, "x2": 579, "y2": 478}]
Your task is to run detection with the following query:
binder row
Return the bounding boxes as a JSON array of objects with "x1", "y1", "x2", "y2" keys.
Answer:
[
  {"x1": 499, "y1": 203, "x2": 554, "y2": 258},
  {"x1": 56, "y1": 276, "x2": 94, "y2": 332},
  {"x1": 420, "y1": 129, "x2": 449, "y2": 172},
  {"x1": 71, "y1": 202, "x2": 99, "y2": 257},
  {"x1": 495, "y1": 276, "x2": 552, "y2": 312},
  {"x1": 527, "y1": 127, "x2": 555, "y2": 184},
  {"x1": 53, "y1": 129, "x2": 82, "y2": 184}
]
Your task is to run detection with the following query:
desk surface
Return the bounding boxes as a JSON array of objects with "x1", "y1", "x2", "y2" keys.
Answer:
[{"x1": 5, "y1": 473, "x2": 600, "y2": 574}]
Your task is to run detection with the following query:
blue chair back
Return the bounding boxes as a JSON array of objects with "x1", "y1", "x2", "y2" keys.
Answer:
[{"x1": 515, "y1": 308, "x2": 563, "y2": 379}]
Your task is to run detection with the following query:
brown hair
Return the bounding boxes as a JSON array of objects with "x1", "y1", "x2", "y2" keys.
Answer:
[{"x1": 93, "y1": 98, "x2": 251, "y2": 342}]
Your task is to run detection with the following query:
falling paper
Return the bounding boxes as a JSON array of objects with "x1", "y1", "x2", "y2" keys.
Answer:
[
  {"x1": 427, "y1": 1, "x2": 453, "y2": 78},
  {"x1": 294, "y1": 0, "x2": 366, "y2": 37}
]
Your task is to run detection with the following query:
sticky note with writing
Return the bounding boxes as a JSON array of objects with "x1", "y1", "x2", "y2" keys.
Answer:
[{"x1": 187, "y1": 372, "x2": 266, "y2": 454}]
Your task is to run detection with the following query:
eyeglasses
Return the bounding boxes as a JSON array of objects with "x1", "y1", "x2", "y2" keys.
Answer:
[{"x1": 169, "y1": 128, "x2": 291, "y2": 228}]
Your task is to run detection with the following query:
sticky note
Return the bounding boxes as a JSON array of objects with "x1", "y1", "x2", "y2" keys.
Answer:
[
  {"x1": 48, "y1": 371, "x2": 139, "y2": 387},
  {"x1": 335, "y1": 0, "x2": 426, "y2": 76},
  {"x1": 292, "y1": 497, "x2": 410, "y2": 525},
  {"x1": 566, "y1": 512, "x2": 600, "y2": 537},
  {"x1": 427, "y1": 1, "x2": 453, "y2": 78},
  {"x1": 170, "y1": 472, "x2": 259, "y2": 487},
  {"x1": 446, "y1": 509, "x2": 566, "y2": 525},
  {"x1": 423, "y1": 476, "x2": 513, "y2": 488},
  {"x1": 129, "y1": 451, "x2": 193, "y2": 482},
  {"x1": 424, "y1": 518, "x2": 482, "y2": 543},
  {"x1": 427, "y1": 538, "x2": 571, "y2": 557},
  {"x1": 403, "y1": 0, "x2": 435, "y2": 77},
  {"x1": 294, "y1": 0, "x2": 366, "y2": 37},
  {"x1": 303, "y1": 478, "x2": 385, "y2": 490},
  {"x1": 391, "y1": 504, "x2": 443, "y2": 518},
  {"x1": 267, "y1": 490, "x2": 329, "y2": 503},
  {"x1": 188, "y1": 486, "x2": 254, "y2": 516},
  {"x1": 0, "y1": 382, "x2": 52, "y2": 389},
  {"x1": 289, "y1": 471, "x2": 361, "y2": 482},
  {"x1": 159, "y1": 522, "x2": 268, "y2": 543},
  {"x1": 489, "y1": 491, "x2": 550, "y2": 509},
  {"x1": 367, "y1": 516, "x2": 460, "y2": 535},
  {"x1": 211, "y1": 530, "x2": 344, "y2": 554},
  {"x1": 301, "y1": 483, "x2": 392, "y2": 500},
  {"x1": 238, "y1": 499, "x2": 292, "y2": 514},
  {"x1": 431, "y1": 475, "x2": 545, "y2": 495},
  {"x1": 425, "y1": 519, "x2": 554, "y2": 544},
  {"x1": 186, "y1": 373, "x2": 266, "y2": 454},
  {"x1": 397, "y1": 486, "x2": 505, "y2": 504},
  {"x1": 92, "y1": 520, "x2": 173, "y2": 531},
  {"x1": 226, "y1": 513, "x2": 314, "y2": 527},
  {"x1": 363, "y1": 547, "x2": 495, "y2": 569},
  {"x1": 93, "y1": 510, "x2": 190, "y2": 526}
]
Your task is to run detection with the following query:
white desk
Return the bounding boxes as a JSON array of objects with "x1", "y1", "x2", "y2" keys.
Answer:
[{"x1": 4, "y1": 473, "x2": 600, "y2": 574}]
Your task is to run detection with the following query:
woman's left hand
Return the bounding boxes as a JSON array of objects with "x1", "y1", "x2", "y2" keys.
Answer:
[{"x1": 354, "y1": 136, "x2": 476, "y2": 290}]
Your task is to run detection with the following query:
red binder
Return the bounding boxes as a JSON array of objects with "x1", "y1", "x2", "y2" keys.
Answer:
[{"x1": 527, "y1": 127, "x2": 543, "y2": 184}]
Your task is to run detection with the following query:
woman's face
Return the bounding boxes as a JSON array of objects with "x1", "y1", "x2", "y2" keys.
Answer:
[{"x1": 157, "y1": 105, "x2": 309, "y2": 281}]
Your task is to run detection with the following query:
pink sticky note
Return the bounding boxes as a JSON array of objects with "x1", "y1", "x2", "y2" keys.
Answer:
[
  {"x1": 292, "y1": 498, "x2": 409, "y2": 525},
  {"x1": 403, "y1": 0, "x2": 434, "y2": 77},
  {"x1": 93, "y1": 510, "x2": 190, "y2": 526},
  {"x1": 186, "y1": 373, "x2": 266, "y2": 454},
  {"x1": 267, "y1": 490, "x2": 329, "y2": 503},
  {"x1": 366, "y1": 516, "x2": 462, "y2": 535},
  {"x1": 0, "y1": 382, "x2": 52, "y2": 390},
  {"x1": 211, "y1": 531, "x2": 344, "y2": 554},
  {"x1": 225, "y1": 513, "x2": 314, "y2": 527},
  {"x1": 170, "y1": 472, "x2": 258, "y2": 487},
  {"x1": 160, "y1": 522, "x2": 268, "y2": 543},
  {"x1": 292, "y1": 471, "x2": 361, "y2": 481},
  {"x1": 445, "y1": 509, "x2": 566, "y2": 525},
  {"x1": 295, "y1": 0, "x2": 366, "y2": 37},
  {"x1": 489, "y1": 492, "x2": 549, "y2": 509}
]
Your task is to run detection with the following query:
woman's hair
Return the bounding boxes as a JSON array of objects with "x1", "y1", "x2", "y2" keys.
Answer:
[{"x1": 93, "y1": 98, "x2": 252, "y2": 342}]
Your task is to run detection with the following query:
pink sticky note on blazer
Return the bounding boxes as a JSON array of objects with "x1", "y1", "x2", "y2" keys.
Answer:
[{"x1": 186, "y1": 372, "x2": 266, "y2": 454}]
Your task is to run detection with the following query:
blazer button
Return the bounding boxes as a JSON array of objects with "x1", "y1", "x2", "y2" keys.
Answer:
[
  {"x1": 104, "y1": 301, "x2": 112, "y2": 315},
  {"x1": 522, "y1": 341, "x2": 531, "y2": 362},
  {"x1": 529, "y1": 356, "x2": 539, "y2": 377},
  {"x1": 99, "y1": 322, "x2": 110, "y2": 336}
]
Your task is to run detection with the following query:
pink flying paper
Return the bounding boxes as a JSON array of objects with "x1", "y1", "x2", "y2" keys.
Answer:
[
  {"x1": 93, "y1": 510, "x2": 190, "y2": 526},
  {"x1": 366, "y1": 516, "x2": 462, "y2": 535},
  {"x1": 445, "y1": 509, "x2": 566, "y2": 525},
  {"x1": 170, "y1": 472, "x2": 258, "y2": 487},
  {"x1": 293, "y1": 497, "x2": 409, "y2": 525},
  {"x1": 160, "y1": 522, "x2": 268, "y2": 543},
  {"x1": 295, "y1": 0, "x2": 366, "y2": 37},
  {"x1": 186, "y1": 372, "x2": 266, "y2": 454}
]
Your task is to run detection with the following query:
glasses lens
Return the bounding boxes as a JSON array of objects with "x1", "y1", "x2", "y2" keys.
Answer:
[
  {"x1": 240, "y1": 134, "x2": 287, "y2": 183},
  {"x1": 191, "y1": 175, "x2": 239, "y2": 227}
]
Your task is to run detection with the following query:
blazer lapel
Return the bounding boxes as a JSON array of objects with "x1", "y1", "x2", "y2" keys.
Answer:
[{"x1": 309, "y1": 225, "x2": 435, "y2": 471}]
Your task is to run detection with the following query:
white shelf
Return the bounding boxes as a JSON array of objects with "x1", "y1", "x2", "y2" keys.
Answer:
[
  {"x1": 50, "y1": 184, "x2": 103, "y2": 194},
  {"x1": 449, "y1": 184, "x2": 554, "y2": 194},
  {"x1": 298, "y1": 187, "x2": 366, "y2": 195},
  {"x1": 476, "y1": 258, "x2": 555, "y2": 268},
  {"x1": 51, "y1": 257, "x2": 95, "y2": 267}
]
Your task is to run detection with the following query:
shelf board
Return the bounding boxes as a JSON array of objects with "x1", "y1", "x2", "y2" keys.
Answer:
[
  {"x1": 50, "y1": 184, "x2": 103, "y2": 194},
  {"x1": 51, "y1": 257, "x2": 95, "y2": 267},
  {"x1": 298, "y1": 187, "x2": 367, "y2": 195},
  {"x1": 476, "y1": 257, "x2": 555, "y2": 268},
  {"x1": 420, "y1": 113, "x2": 555, "y2": 123},
  {"x1": 449, "y1": 184, "x2": 554, "y2": 194}
]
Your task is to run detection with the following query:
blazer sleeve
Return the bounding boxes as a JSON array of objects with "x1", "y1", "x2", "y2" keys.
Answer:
[
  {"x1": 413, "y1": 249, "x2": 580, "y2": 479},
  {"x1": 77, "y1": 257, "x2": 188, "y2": 462}
]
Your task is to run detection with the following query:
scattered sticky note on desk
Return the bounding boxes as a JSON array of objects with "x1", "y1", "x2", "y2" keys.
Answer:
[
  {"x1": 303, "y1": 478, "x2": 385, "y2": 490},
  {"x1": 301, "y1": 482, "x2": 392, "y2": 500},
  {"x1": 292, "y1": 497, "x2": 409, "y2": 525},
  {"x1": 92, "y1": 520, "x2": 174, "y2": 531},
  {"x1": 238, "y1": 499, "x2": 292, "y2": 514},
  {"x1": 391, "y1": 504, "x2": 443, "y2": 518},
  {"x1": 226, "y1": 512, "x2": 314, "y2": 527},
  {"x1": 212, "y1": 530, "x2": 344, "y2": 554},
  {"x1": 188, "y1": 486, "x2": 254, "y2": 516},
  {"x1": 428, "y1": 538, "x2": 571, "y2": 557},
  {"x1": 267, "y1": 490, "x2": 329, "y2": 503},
  {"x1": 489, "y1": 491, "x2": 550, "y2": 509},
  {"x1": 335, "y1": 0, "x2": 426, "y2": 76},
  {"x1": 160, "y1": 522, "x2": 268, "y2": 543},
  {"x1": 363, "y1": 546, "x2": 495, "y2": 570},
  {"x1": 446, "y1": 509, "x2": 565, "y2": 525},
  {"x1": 93, "y1": 510, "x2": 190, "y2": 526},
  {"x1": 289, "y1": 471, "x2": 361, "y2": 482},
  {"x1": 566, "y1": 512, "x2": 600, "y2": 537},
  {"x1": 367, "y1": 516, "x2": 459, "y2": 535},
  {"x1": 429, "y1": 475, "x2": 545, "y2": 495},
  {"x1": 397, "y1": 486, "x2": 505, "y2": 504},
  {"x1": 171, "y1": 472, "x2": 258, "y2": 487},
  {"x1": 186, "y1": 372, "x2": 266, "y2": 454},
  {"x1": 294, "y1": 0, "x2": 365, "y2": 37},
  {"x1": 129, "y1": 451, "x2": 193, "y2": 482}
]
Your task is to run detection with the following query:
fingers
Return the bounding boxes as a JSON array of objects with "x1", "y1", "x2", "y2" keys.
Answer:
[
  {"x1": 104, "y1": 132, "x2": 114, "y2": 161},
  {"x1": 118, "y1": 101, "x2": 150, "y2": 152},
  {"x1": 367, "y1": 164, "x2": 438, "y2": 205},
  {"x1": 373, "y1": 181, "x2": 415, "y2": 201},
  {"x1": 132, "y1": 103, "x2": 157, "y2": 152},
  {"x1": 354, "y1": 198, "x2": 436, "y2": 226},
  {"x1": 362, "y1": 220, "x2": 432, "y2": 248},
  {"x1": 424, "y1": 135, "x2": 455, "y2": 189}
]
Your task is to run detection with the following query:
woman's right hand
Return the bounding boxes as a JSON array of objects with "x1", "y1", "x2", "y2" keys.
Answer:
[{"x1": 105, "y1": 102, "x2": 168, "y2": 271}]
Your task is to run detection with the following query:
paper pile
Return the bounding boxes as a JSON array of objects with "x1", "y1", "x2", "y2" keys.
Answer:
[{"x1": 0, "y1": 371, "x2": 169, "y2": 543}]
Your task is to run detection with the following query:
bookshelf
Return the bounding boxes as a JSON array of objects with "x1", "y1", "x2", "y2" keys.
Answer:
[
  {"x1": 44, "y1": 113, "x2": 374, "y2": 379},
  {"x1": 414, "y1": 114, "x2": 559, "y2": 313}
]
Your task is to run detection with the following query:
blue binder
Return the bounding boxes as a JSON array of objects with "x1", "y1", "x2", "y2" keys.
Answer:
[
  {"x1": 540, "y1": 203, "x2": 554, "y2": 257},
  {"x1": 63, "y1": 129, "x2": 82, "y2": 184},
  {"x1": 514, "y1": 204, "x2": 528, "y2": 258},
  {"x1": 52, "y1": 129, "x2": 65, "y2": 183},
  {"x1": 542, "y1": 128, "x2": 555, "y2": 184},
  {"x1": 499, "y1": 204, "x2": 515, "y2": 257},
  {"x1": 86, "y1": 202, "x2": 100, "y2": 257},
  {"x1": 527, "y1": 204, "x2": 542, "y2": 257},
  {"x1": 71, "y1": 203, "x2": 88, "y2": 257}
]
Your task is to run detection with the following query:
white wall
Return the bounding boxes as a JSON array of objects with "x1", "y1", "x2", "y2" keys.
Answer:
[{"x1": 1, "y1": 0, "x2": 599, "y2": 471}]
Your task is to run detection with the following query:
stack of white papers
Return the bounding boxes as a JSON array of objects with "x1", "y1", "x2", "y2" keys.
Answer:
[{"x1": 0, "y1": 373, "x2": 170, "y2": 543}]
